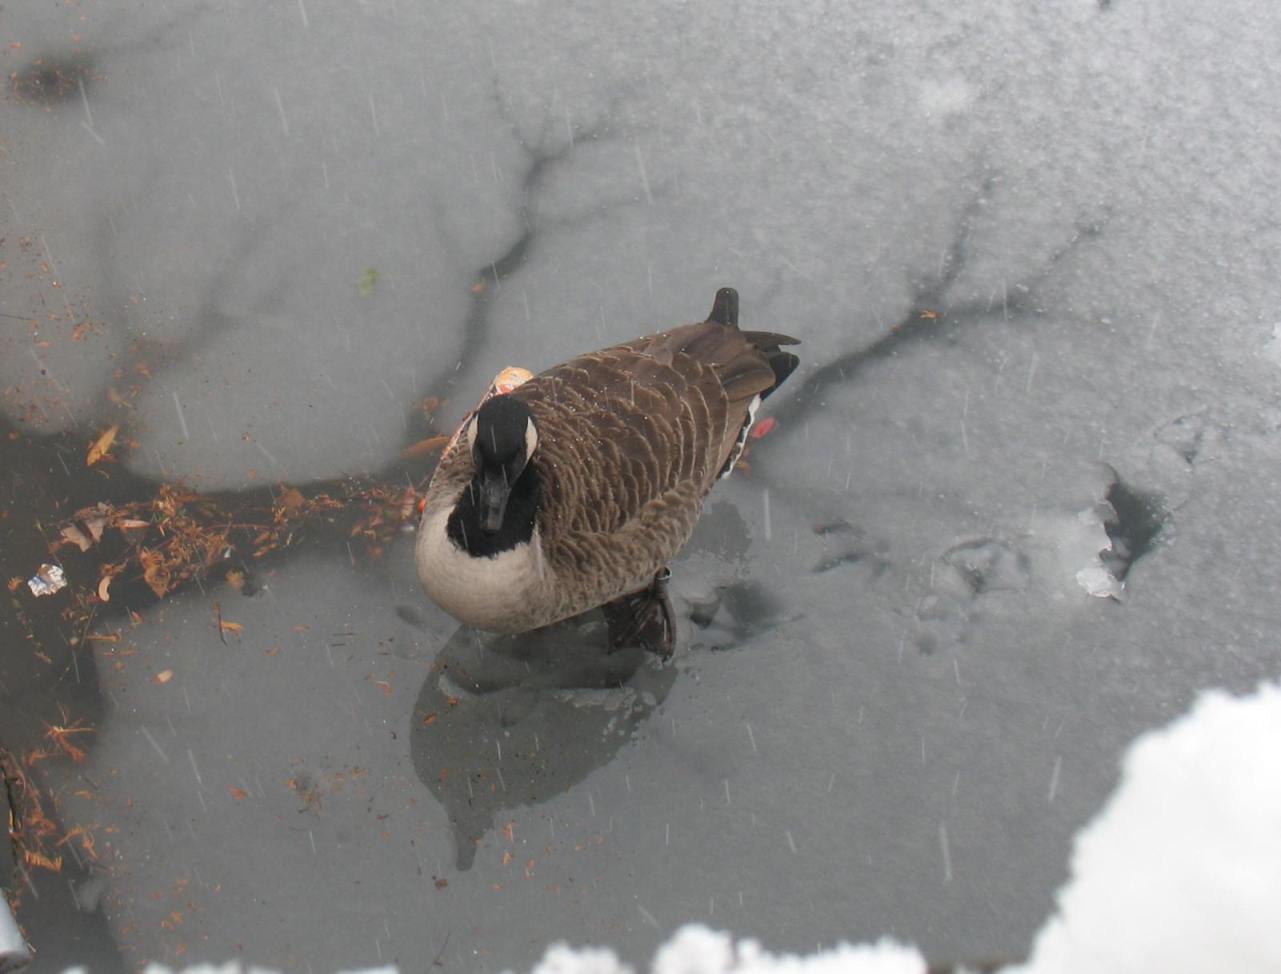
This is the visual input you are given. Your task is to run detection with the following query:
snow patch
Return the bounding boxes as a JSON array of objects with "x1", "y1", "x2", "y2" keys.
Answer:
[
  {"x1": 918, "y1": 77, "x2": 976, "y2": 118},
  {"x1": 527, "y1": 927, "x2": 925, "y2": 974},
  {"x1": 1011, "y1": 682, "x2": 1281, "y2": 974}
]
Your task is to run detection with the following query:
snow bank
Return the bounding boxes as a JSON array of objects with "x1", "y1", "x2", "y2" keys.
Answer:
[
  {"x1": 1009, "y1": 681, "x2": 1281, "y2": 974},
  {"x1": 528, "y1": 928, "x2": 924, "y2": 974}
]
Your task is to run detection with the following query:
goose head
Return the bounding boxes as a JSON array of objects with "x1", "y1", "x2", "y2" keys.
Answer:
[
  {"x1": 466, "y1": 395, "x2": 539, "y2": 536},
  {"x1": 441, "y1": 395, "x2": 541, "y2": 558}
]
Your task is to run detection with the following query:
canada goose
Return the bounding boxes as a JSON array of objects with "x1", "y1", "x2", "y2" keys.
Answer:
[{"x1": 415, "y1": 287, "x2": 799, "y2": 657}]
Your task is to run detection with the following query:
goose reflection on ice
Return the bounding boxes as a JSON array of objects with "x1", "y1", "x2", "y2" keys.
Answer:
[{"x1": 409, "y1": 613, "x2": 677, "y2": 870}]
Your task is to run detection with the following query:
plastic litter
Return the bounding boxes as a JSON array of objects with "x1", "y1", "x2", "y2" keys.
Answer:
[{"x1": 26, "y1": 563, "x2": 66, "y2": 597}]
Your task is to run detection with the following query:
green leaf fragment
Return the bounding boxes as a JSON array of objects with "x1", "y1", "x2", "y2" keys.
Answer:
[{"x1": 357, "y1": 267, "x2": 380, "y2": 297}]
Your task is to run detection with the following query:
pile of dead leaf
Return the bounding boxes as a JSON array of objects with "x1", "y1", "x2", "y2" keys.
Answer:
[
  {"x1": 1, "y1": 744, "x2": 78, "y2": 885},
  {"x1": 41, "y1": 479, "x2": 423, "y2": 642}
]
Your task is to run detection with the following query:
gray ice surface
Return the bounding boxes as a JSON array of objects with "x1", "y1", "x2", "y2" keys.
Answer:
[{"x1": 3, "y1": 0, "x2": 1281, "y2": 970}]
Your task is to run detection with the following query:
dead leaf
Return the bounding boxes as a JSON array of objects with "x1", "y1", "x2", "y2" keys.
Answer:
[
  {"x1": 84, "y1": 515, "x2": 107, "y2": 542},
  {"x1": 60, "y1": 523, "x2": 93, "y2": 551},
  {"x1": 140, "y1": 549, "x2": 170, "y2": 598},
  {"x1": 225, "y1": 569, "x2": 245, "y2": 592},
  {"x1": 399, "y1": 434, "x2": 449, "y2": 460},
  {"x1": 153, "y1": 669, "x2": 173, "y2": 684},
  {"x1": 421, "y1": 712, "x2": 438, "y2": 726},
  {"x1": 97, "y1": 574, "x2": 113, "y2": 602},
  {"x1": 45, "y1": 720, "x2": 94, "y2": 762},
  {"x1": 228, "y1": 786, "x2": 248, "y2": 801},
  {"x1": 279, "y1": 487, "x2": 305, "y2": 511},
  {"x1": 24, "y1": 849, "x2": 62, "y2": 872},
  {"x1": 86, "y1": 424, "x2": 119, "y2": 466}
]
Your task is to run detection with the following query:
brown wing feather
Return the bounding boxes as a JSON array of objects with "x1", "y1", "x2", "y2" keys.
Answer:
[{"x1": 510, "y1": 321, "x2": 772, "y2": 581}]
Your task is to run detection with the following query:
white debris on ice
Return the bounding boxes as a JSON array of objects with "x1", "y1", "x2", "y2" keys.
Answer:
[{"x1": 25, "y1": 563, "x2": 67, "y2": 597}]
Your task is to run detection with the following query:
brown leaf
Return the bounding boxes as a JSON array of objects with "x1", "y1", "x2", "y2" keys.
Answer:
[
  {"x1": 86, "y1": 424, "x2": 119, "y2": 466},
  {"x1": 140, "y1": 549, "x2": 170, "y2": 598},
  {"x1": 225, "y1": 569, "x2": 245, "y2": 592},
  {"x1": 97, "y1": 574, "x2": 113, "y2": 602},
  {"x1": 398, "y1": 434, "x2": 450, "y2": 460},
  {"x1": 24, "y1": 849, "x2": 63, "y2": 872},
  {"x1": 153, "y1": 669, "x2": 173, "y2": 684},
  {"x1": 279, "y1": 487, "x2": 305, "y2": 511},
  {"x1": 228, "y1": 786, "x2": 248, "y2": 800}
]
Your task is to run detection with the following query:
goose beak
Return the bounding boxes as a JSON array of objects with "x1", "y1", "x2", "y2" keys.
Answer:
[{"x1": 478, "y1": 471, "x2": 511, "y2": 534}]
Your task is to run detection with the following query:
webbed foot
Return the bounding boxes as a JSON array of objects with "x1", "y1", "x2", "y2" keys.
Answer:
[{"x1": 602, "y1": 567, "x2": 676, "y2": 659}]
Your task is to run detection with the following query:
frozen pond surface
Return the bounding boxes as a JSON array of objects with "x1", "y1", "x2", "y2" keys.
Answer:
[{"x1": 3, "y1": 0, "x2": 1281, "y2": 970}]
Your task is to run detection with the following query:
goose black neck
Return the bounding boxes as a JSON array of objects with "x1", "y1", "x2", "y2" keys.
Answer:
[{"x1": 447, "y1": 464, "x2": 540, "y2": 557}]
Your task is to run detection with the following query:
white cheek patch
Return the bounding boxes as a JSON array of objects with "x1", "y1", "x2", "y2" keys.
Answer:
[{"x1": 524, "y1": 417, "x2": 538, "y2": 458}]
